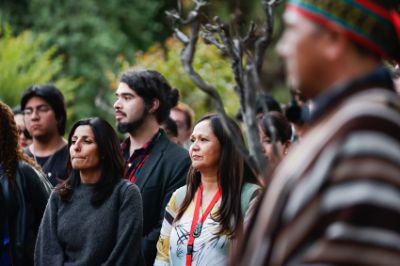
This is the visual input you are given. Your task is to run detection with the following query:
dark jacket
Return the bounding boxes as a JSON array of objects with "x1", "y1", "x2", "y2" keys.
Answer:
[
  {"x1": 124, "y1": 130, "x2": 191, "y2": 266},
  {"x1": 0, "y1": 161, "x2": 50, "y2": 266}
]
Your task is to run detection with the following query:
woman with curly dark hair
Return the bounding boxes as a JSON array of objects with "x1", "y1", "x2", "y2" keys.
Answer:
[{"x1": 0, "y1": 100, "x2": 51, "y2": 266}]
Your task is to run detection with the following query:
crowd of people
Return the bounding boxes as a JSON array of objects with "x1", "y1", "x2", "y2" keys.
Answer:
[{"x1": 1, "y1": 0, "x2": 400, "y2": 265}]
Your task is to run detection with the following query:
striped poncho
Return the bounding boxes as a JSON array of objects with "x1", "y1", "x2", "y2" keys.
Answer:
[{"x1": 237, "y1": 67, "x2": 400, "y2": 266}]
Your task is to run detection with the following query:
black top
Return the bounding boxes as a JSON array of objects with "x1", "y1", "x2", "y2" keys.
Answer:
[
  {"x1": 0, "y1": 161, "x2": 50, "y2": 266},
  {"x1": 24, "y1": 145, "x2": 69, "y2": 186}
]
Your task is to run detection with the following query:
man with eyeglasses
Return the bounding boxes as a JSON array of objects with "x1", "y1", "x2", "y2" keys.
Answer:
[{"x1": 21, "y1": 84, "x2": 69, "y2": 186}]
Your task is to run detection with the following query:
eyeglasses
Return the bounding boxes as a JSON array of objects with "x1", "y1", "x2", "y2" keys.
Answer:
[
  {"x1": 23, "y1": 105, "x2": 51, "y2": 116},
  {"x1": 18, "y1": 127, "x2": 32, "y2": 139}
]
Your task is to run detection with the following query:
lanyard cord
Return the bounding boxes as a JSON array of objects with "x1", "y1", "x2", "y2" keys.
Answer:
[
  {"x1": 186, "y1": 183, "x2": 222, "y2": 266},
  {"x1": 123, "y1": 131, "x2": 161, "y2": 182},
  {"x1": 124, "y1": 152, "x2": 150, "y2": 183}
]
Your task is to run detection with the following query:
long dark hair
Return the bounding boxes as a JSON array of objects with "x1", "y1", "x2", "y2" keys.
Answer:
[
  {"x1": 175, "y1": 114, "x2": 260, "y2": 237},
  {"x1": 56, "y1": 117, "x2": 124, "y2": 206},
  {"x1": 0, "y1": 101, "x2": 40, "y2": 188},
  {"x1": 259, "y1": 111, "x2": 292, "y2": 144}
]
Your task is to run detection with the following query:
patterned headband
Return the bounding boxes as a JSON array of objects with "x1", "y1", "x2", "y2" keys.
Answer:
[{"x1": 287, "y1": 0, "x2": 400, "y2": 63}]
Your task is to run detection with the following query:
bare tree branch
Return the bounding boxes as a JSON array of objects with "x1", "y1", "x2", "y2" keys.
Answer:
[
  {"x1": 167, "y1": 0, "x2": 283, "y2": 177},
  {"x1": 242, "y1": 64, "x2": 267, "y2": 174},
  {"x1": 166, "y1": 0, "x2": 254, "y2": 166},
  {"x1": 201, "y1": 26, "x2": 226, "y2": 51},
  {"x1": 242, "y1": 22, "x2": 258, "y2": 48},
  {"x1": 255, "y1": 0, "x2": 282, "y2": 73}
]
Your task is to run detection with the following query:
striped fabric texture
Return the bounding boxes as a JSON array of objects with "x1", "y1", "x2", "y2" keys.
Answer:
[{"x1": 237, "y1": 68, "x2": 400, "y2": 266}]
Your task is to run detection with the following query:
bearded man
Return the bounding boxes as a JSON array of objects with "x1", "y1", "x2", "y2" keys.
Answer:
[{"x1": 114, "y1": 69, "x2": 190, "y2": 266}]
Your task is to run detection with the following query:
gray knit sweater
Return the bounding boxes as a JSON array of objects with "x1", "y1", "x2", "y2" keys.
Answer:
[{"x1": 34, "y1": 179, "x2": 144, "y2": 266}]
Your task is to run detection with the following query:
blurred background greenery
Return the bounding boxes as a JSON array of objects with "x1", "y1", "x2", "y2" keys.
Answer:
[{"x1": 0, "y1": 0, "x2": 289, "y2": 131}]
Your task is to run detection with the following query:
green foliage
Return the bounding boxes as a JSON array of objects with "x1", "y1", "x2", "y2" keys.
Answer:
[
  {"x1": 0, "y1": 25, "x2": 79, "y2": 111},
  {"x1": 171, "y1": 0, "x2": 290, "y2": 108},
  {"x1": 0, "y1": 0, "x2": 31, "y2": 33},
  {"x1": 25, "y1": 0, "x2": 178, "y2": 120},
  {"x1": 108, "y1": 37, "x2": 239, "y2": 119},
  {"x1": 0, "y1": 0, "x2": 289, "y2": 122}
]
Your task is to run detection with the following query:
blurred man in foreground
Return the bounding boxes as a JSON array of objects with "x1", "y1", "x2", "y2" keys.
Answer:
[{"x1": 235, "y1": 1, "x2": 400, "y2": 265}]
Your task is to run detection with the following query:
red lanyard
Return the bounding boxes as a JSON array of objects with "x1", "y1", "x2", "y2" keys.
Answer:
[
  {"x1": 124, "y1": 153, "x2": 150, "y2": 183},
  {"x1": 186, "y1": 183, "x2": 222, "y2": 266},
  {"x1": 123, "y1": 132, "x2": 160, "y2": 183}
]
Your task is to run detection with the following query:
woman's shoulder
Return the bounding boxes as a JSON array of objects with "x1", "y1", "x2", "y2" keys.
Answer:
[
  {"x1": 45, "y1": 189, "x2": 62, "y2": 210},
  {"x1": 17, "y1": 160, "x2": 52, "y2": 191},
  {"x1": 115, "y1": 179, "x2": 137, "y2": 189},
  {"x1": 17, "y1": 160, "x2": 44, "y2": 179},
  {"x1": 240, "y1": 182, "x2": 262, "y2": 214},
  {"x1": 115, "y1": 179, "x2": 141, "y2": 197},
  {"x1": 17, "y1": 160, "x2": 35, "y2": 172},
  {"x1": 166, "y1": 185, "x2": 187, "y2": 211},
  {"x1": 175, "y1": 185, "x2": 187, "y2": 195},
  {"x1": 242, "y1": 182, "x2": 262, "y2": 194},
  {"x1": 112, "y1": 180, "x2": 142, "y2": 212},
  {"x1": 174, "y1": 185, "x2": 187, "y2": 202}
]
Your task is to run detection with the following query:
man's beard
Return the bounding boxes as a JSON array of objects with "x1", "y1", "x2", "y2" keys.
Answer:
[{"x1": 117, "y1": 109, "x2": 148, "y2": 134}]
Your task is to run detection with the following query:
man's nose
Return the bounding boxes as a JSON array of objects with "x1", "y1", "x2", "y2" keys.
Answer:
[
  {"x1": 113, "y1": 98, "x2": 121, "y2": 109},
  {"x1": 31, "y1": 109, "x2": 40, "y2": 119}
]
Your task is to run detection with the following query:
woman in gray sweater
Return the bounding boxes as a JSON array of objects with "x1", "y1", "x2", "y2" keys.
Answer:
[{"x1": 35, "y1": 117, "x2": 144, "y2": 266}]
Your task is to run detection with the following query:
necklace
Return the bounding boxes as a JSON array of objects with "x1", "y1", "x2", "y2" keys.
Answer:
[
  {"x1": 31, "y1": 141, "x2": 66, "y2": 178},
  {"x1": 186, "y1": 183, "x2": 222, "y2": 266}
]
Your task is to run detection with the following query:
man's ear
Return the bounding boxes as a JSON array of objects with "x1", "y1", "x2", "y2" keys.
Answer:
[
  {"x1": 149, "y1": 98, "x2": 160, "y2": 113},
  {"x1": 321, "y1": 25, "x2": 349, "y2": 61}
]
